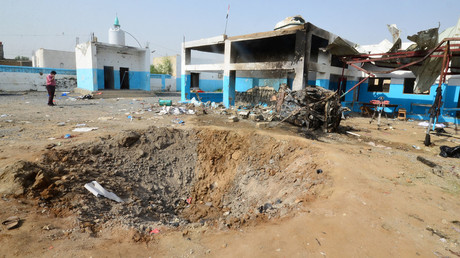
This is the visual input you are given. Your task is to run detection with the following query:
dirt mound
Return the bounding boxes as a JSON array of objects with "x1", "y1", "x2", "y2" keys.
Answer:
[{"x1": 0, "y1": 127, "x2": 329, "y2": 231}]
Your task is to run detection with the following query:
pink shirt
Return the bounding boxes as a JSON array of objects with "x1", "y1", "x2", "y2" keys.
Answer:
[{"x1": 46, "y1": 74, "x2": 56, "y2": 86}]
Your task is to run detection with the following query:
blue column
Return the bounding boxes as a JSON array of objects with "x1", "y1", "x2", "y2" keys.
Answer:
[
  {"x1": 161, "y1": 75, "x2": 166, "y2": 91},
  {"x1": 181, "y1": 74, "x2": 191, "y2": 101},
  {"x1": 223, "y1": 71, "x2": 235, "y2": 108}
]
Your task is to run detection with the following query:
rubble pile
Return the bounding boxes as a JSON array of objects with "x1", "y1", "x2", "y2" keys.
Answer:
[
  {"x1": 279, "y1": 86, "x2": 343, "y2": 132},
  {"x1": 235, "y1": 86, "x2": 277, "y2": 105}
]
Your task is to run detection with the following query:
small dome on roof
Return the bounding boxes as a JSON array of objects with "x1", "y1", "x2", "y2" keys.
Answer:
[{"x1": 114, "y1": 16, "x2": 120, "y2": 27}]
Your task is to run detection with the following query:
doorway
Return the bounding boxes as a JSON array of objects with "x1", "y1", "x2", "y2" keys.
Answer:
[
  {"x1": 191, "y1": 73, "x2": 200, "y2": 89},
  {"x1": 104, "y1": 66, "x2": 114, "y2": 89},
  {"x1": 120, "y1": 67, "x2": 130, "y2": 89}
]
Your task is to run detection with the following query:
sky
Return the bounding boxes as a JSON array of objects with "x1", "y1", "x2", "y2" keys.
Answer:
[{"x1": 1, "y1": 0, "x2": 459, "y2": 61}]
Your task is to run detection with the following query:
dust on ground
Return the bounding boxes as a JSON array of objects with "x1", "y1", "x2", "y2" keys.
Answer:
[{"x1": 0, "y1": 91, "x2": 459, "y2": 257}]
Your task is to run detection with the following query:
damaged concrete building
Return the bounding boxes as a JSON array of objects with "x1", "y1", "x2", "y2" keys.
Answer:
[
  {"x1": 181, "y1": 18, "x2": 362, "y2": 107},
  {"x1": 181, "y1": 16, "x2": 460, "y2": 124}
]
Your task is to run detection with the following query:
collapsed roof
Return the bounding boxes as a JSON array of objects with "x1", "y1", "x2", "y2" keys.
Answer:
[{"x1": 327, "y1": 17, "x2": 460, "y2": 93}]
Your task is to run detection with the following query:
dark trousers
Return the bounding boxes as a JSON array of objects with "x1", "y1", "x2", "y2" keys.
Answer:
[{"x1": 46, "y1": 85, "x2": 55, "y2": 105}]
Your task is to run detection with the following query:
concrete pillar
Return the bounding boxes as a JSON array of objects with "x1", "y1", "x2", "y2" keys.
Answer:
[
  {"x1": 292, "y1": 27, "x2": 312, "y2": 91},
  {"x1": 181, "y1": 45, "x2": 191, "y2": 101},
  {"x1": 223, "y1": 70, "x2": 236, "y2": 107},
  {"x1": 223, "y1": 40, "x2": 235, "y2": 107}
]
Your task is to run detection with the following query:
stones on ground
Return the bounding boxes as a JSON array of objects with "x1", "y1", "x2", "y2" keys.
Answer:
[
  {"x1": 228, "y1": 116, "x2": 239, "y2": 122},
  {"x1": 117, "y1": 131, "x2": 140, "y2": 147},
  {"x1": 2, "y1": 216, "x2": 20, "y2": 230},
  {"x1": 256, "y1": 122, "x2": 268, "y2": 129}
]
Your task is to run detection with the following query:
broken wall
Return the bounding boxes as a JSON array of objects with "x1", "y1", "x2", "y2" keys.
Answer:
[{"x1": 0, "y1": 65, "x2": 77, "y2": 92}]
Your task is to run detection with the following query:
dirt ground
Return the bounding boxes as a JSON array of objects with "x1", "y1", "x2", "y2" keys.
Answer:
[{"x1": 0, "y1": 91, "x2": 459, "y2": 257}]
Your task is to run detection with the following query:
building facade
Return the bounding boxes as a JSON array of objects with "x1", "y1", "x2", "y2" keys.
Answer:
[
  {"x1": 32, "y1": 48, "x2": 76, "y2": 69},
  {"x1": 75, "y1": 17, "x2": 150, "y2": 92}
]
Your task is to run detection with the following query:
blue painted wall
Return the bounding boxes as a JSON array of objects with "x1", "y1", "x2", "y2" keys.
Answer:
[
  {"x1": 342, "y1": 78, "x2": 460, "y2": 123},
  {"x1": 199, "y1": 79, "x2": 224, "y2": 92},
  {"x1": 78, "y1": 68, "x2": 149, "y2": 91},
  {"x1": 0, "y1": 65, "x2": 76, "y2": 75},
  {"x1": 76, "y1": 68, "x2": 97, "y2": 91}
]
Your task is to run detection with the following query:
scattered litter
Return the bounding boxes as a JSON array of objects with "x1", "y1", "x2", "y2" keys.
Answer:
[
  {"x1": 412, "y1": 145, "x2": 421, "y2": 150},
  {"x1": 317, "y1": 169, "x2": 323, "y2": 174},
  {"x1": 439, "y1": 145, "x2": 460, "y2": 158},
  {"x1": 57, "y1": 122, "x2": 65, "y2": 126},
  {"x1": 346, "y1": 131, "x2": 361, "y2": 137},
  {"x1": 79, "y1": 94, "x2": 93, "y2": 100},
  {"x1": 84, "y1": 181, "x2": 123, "y2": 203},
  {"x1": 64, "y1": 134, "x2": 72, "y2": 139},
  {"x1": 159, "y1": 99, "x2": 172, "y2": 106},
  {"x1": 171, "y1": 118, "x2": 184, "y2": 125},
  {"x1": 72, "y1": 127, "x2": 98, "y2": 132},
  {"x1": 426, "y1": 226, "x2": 449, "y2": 239},
  {"x1": 98, "y1": 117, "x2": 114, "y2": 121},
  {"x1": 2, "y1": 216, "x2": 20, "y2": 230},
  {"x1": 149, "y1": 228, "x2": 160, "y2": 235},
  {"x1": 0, "y1": 114, "x2": 9, "y2": 117},
  {"x1": 417, "y1": 122, "x2": 446, "y2": 128},
  {"x1": 228, "y1": 116, "x2": 239, "y2": 122},
  {"x1": 186, "y1": 197, "x2": 192, "y2": 204}
]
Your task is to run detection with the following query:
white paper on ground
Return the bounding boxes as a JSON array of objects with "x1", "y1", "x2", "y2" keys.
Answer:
[
  {"x1": 84, "y1": 181, "x2": 123, "y2": 203},
  {"x1": 72, "y1": 127, "x2": 98, "y2": 132},
  {"x1": 417, "y1": 122, "x2": 446, "y2": 128}
]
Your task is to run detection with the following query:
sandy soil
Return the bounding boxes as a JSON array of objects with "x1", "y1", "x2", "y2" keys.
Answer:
[{"x1": 0, "y1": 91, "x2": 459, "y2": 257}]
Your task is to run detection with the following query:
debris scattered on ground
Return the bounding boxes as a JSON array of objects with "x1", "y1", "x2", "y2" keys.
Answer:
[
  {"x1": 417, "y1": 156, "x2": 443, "y2": 177},
  {"x1": 2, "y1": 216, "x2": 20, "y2": 230},
  {"x1": 439, "y1": 145, "x2": 460, "y2": 158},
  {"x1": 72, "y1": 127, "x2": 99, "y2": 132},
  {"x1": 346, "y1": 131, "x2": 361, "y2": 137},
  {"x1": 418, "y1": 121, "x2": 446, "y2": 128},
  {"x1": 426, "y1": 226, "x2": 449, "y2": 239},
  {"x1": 84, "y1": 181, "x2": 124, "y2": 203}
]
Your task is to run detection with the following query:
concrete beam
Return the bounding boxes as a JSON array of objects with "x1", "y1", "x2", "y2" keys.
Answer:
[
  {"x1": 228, "y1": 61, "x2": 296, "y2": 71},
  {"x1": 185, "y1": 64, "x2": 224, "y2": 72},
  {"x1": 227, "y1": 26, "x2": 301, "y2": 42},
  {"x1": 184, "y1": 35, "x2": 227, "y2": 49},
  {"x1": 308, "y1": 62, "x2": 363, "y2": 77}
]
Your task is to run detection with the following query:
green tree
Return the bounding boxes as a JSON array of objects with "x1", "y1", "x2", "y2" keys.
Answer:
[
  {"x1": 150, "y1": 57, "x2": 172, "y2": 75},
  {"x1": 14, "y1": 56, "x2": 29, "y2": 61}
]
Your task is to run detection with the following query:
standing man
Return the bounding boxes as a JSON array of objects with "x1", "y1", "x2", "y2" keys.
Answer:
[{"x1": 46, "y1": 71, "x2": 57, "y2": 106}]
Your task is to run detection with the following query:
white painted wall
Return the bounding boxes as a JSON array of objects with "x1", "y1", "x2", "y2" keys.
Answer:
[
  {"x1": 75, "y1": 42, "x2": 96, "y2": 69},
  {"x1": 150, "y1": 76, "x2": 177, "y2": 91},
  {"x1": 95, "y1": 43, "x2": 148, "y2": 71},
  {"x1": 0, "y1": 71, "x2": 77, "y2": 91},
  {"x1": 33, "y1": 49, "x2": 76, "y2": 69}
]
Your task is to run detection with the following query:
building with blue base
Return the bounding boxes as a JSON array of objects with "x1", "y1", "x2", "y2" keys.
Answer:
[{"x1": 75, "y1": 17, "x2": 150, "y2": 93}]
